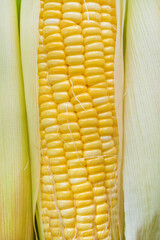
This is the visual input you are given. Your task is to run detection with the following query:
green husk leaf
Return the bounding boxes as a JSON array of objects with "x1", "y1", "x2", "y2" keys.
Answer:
[
  {"x1": 16, "y1": 0, "x2": 21, "y2": 25},
  {"x1": 0, "y1": 0, "x2": 33, "y2": 239}
]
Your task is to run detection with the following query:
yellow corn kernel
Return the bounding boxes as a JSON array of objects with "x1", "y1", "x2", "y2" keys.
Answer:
[{"x1": 37, "y1": 0, "x2": 119, "y2": 239}]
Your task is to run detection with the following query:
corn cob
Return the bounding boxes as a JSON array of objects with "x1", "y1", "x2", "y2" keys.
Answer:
[{"x1": 37, "y1": 0, "x2": 119, "y2": 239}]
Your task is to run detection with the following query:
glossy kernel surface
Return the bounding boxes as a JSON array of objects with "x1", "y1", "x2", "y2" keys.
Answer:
[{"x1": 38, "y1": 0, "x2": 118, "y2": 239}]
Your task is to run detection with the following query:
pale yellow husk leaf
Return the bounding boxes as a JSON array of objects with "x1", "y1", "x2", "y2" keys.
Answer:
[
  {"x1": 114, "y1": 0, "x2": 126, "y2": 239},
  {"x1": 123, "y1": 0, "x2": 160, "y2": 239},
  {"x1": 20, "y1": 0, "x2": 42, "y2": 238},
  {"x1": 0, "y1": 0, "x2": 33, "y2": 239}
]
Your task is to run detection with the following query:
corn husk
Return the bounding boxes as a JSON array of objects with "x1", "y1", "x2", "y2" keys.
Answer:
[
  {"x1": 16, "y1": 0, "x2": 21, "y2": 23},
  {"x1": 114, "y1": 0, "x2": 126, "y2": 239},
  {"x1": 0, "y1": 0, "x2": 33, "y2": 239},
  {"x1": 123, "y1": 0, "x2": 160, "y2": 239},
  {"x1": 20, "y1": 0, "x2": 43, "y2": 238}
]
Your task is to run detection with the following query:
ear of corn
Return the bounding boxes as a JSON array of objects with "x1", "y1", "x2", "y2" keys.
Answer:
[
  {"x1": 0, "y1": 0, "x2": 33, "y2": 239},
  {"x1": 123, "y1": 0, "x2": 160, "y2": 239},
  {"x1": 38, "y1": 0, "x2": 119, "y2": 238},
  {"x1": 21, "y1": 0, "x2": 124, "y2": 239},
  {"x1": 2, "y1": 0, "x2": 160, "y2": 238}
]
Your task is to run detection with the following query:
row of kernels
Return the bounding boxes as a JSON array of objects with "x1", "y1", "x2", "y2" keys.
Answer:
[
  {"x1": 99, "y1": 0, "x2": 119, "y2": 212},
  {"x1": 101, "y1": 0, "x2": 117, "y2": 121},
  {"x1": 41, "y1": 180, "x2": 76, "y2": 238},
  {"x1": 81, "y1": 2, "x2": 111, "y2": 239},
  {"x1": 42, "y1": 3, "x2": 71, "y2": 104},
  {"x1": 38, "y1": 8, "x2": 53, "y2": 209},
  {"x1": 39, "y1": 2, "x2": 54, "y2": 238},
  {"x1": 81, "y1": 4, "x2": 112, "y2": 132},
  {"x1": 43, "y1": 224, "x2": 76, "y2": 239},
  {"x1": 70, "y1": 91, "x2": 100, "y2": 238},
  {"x1": 60, "y1": 4, "x2": 86, "y2": 172},
  {"x1": 81, "y1": 2, "x2": 111, "y2": 137},
  {"x1": 39, "y1": 1, "x2": 53, "y2": 237},
  {"x1": 81, "y1": 1, "x2": 105, "y2": 179},
  {"x1": 62, "y1": 2, "x2": 99, "y2": 237},
  {"x1": 72, "y1": 169, "x2": 96, "y2": 237},
  {"x1": 84, "y1": 1, "x2": 116, "y2": 238},
  {"x1": 46, "y1": 107, "x2": 77, "y2": 229},
  {"x1": 39, "y1": 1, "x2": 45, "y2": 35},
  {"x1": 41, "y1": 2, "x2": 77, "y2": 239},
  {"x1": 68, "y1": 72, "x2": 104, "y2": 236},
  {"x1": 61, "y1": 4, "x2": 95, "y2": 238}
]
